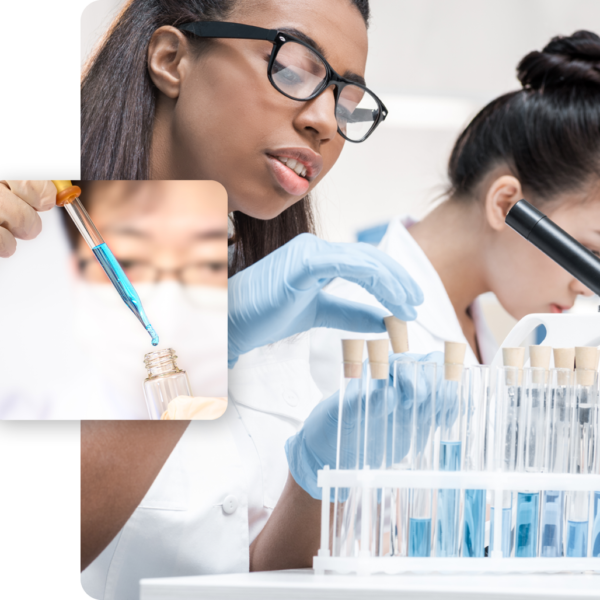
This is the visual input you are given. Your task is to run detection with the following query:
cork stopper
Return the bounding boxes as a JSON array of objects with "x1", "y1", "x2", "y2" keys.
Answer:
[
  {"x1": 444, "y1": 341, "x2": 466, "y2": 381},
  {"x1": 575, "y1": 346, "x2": 599, "y2": 387},
  {"x1": 553, "y1": 348, "x2": 574, "y2": 386},
  {"x1": 384, "y1": 316, "x2": 409, "y2": 354},
  {"x1": 503, "y1": 347, "x2": 525, "y2": 385},
  {"x1": 367, "y1": 339, "x2": 389, "y2": 380},
  {"x1": 529, "y1": 345, "x2": 551, "y2": 384},
  {"x1": 342, "y1": 339, "x2": 364, "y2": 379}
]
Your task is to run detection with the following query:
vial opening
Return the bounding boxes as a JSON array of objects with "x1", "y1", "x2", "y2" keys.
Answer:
[{"x1": 144, "y1": 348, "x2": 180, "y2": 378}]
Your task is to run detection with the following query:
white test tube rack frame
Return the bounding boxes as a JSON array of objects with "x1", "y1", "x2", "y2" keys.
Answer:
[{"x1": 314, "y1": 467, "x2": 600, "y2": 575}]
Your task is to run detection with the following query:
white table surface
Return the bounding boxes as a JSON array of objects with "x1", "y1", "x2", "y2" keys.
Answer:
[{"x1": 140, "y1": 569, "x2": 600, "y2": 600}]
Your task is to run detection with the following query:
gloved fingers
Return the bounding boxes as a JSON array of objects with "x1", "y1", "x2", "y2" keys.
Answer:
[
  {"x1": 0, "y1": 187, "x2": 42, "y2": 242},
  {"x1": 304, "y1": 245, "x2": 422, "y2": 310},
  {"x1": 0, "y1": 227, "x2": 17, "y2": 258},
  {"x1": 3, "y1": 180, "x2": 57, "y2": 212},
  {"x1": 313, "y1": 293, "x2": 388, "y2": 331}
]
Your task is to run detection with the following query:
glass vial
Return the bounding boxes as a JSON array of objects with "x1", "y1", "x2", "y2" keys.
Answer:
[{"x1": 143, "y1": 348, "x2": 191, "y2": 420}]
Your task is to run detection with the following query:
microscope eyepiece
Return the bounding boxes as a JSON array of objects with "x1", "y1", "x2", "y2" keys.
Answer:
[{"x1": 506, "y1": 199, "x2": 600, "y2": 298}]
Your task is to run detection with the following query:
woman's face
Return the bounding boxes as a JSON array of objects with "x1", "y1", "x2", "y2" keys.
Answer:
[
  {"x1": 154, "y1": 0, "x2": 368, "y2": 219},
  {"x1": 487, "y1": 185, "x2": 600, "y2": 320},
  {"x1": 76, "y1": 181, "x2": 229, "y2": 288}
]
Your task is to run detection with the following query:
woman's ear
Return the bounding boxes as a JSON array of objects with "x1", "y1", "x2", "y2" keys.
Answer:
[
  {"x1": 484, "y1": 175, "x2": 523, "y2": 231},
  {"x1": 147, "y1": 26, "x2": 191, "y2": 99}
]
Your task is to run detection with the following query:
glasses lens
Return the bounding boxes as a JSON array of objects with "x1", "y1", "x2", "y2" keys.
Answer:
[
  {"x1": 336, "y1": 84, "x2": 380, "y2": 141},
  {"x1": 271, "y1": 41, "x2": 327, "y2": 100}
]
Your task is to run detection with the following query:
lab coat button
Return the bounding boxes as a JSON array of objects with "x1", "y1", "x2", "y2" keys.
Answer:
[
  {"x1": 283, "y1": 391, "x2": 298, "y2": 407},
  {"x1": 222, "y1": 494, "x2": 239, "y2": 515}
]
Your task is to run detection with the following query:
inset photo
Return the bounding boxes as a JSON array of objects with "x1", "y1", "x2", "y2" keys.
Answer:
[{"x1": 0, "y1": 180, "x2": 228, "y2": 419}]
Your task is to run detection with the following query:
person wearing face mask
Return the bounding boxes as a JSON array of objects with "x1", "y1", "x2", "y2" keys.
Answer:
[
  {"x1": 309, "y1": 30, "x2": 600, "y2": 398},
  {"x1": 0, "y1": 179, "x2": 228, "y2": 419}
]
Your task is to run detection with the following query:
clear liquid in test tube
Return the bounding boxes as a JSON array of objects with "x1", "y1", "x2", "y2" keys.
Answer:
[
  {"x1": 490, "y1": 365, "x2": 520, "y2": 557},
  {"x1": 540, "y1": 367, "x2": 572, "y2": 557},
  {"x1": 332, "y1": 340, "x2": 365, "y2": 558},
  {"x1": 361, "y1": 340, "x2": 390, "y2": 557},
  {"x1": 389, "y1": 359, "x2": 418, "y2": 557}
]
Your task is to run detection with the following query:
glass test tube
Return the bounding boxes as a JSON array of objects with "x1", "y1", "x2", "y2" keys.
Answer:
[
  {"x1": 361, "y1": 340, "x2": 389, "y2": 557},
  {"x1": 407, "y1": 361, "x2": 437, "y2": 557},
  {"x1": 490, "y1": 365, "x2": 520, "y2": 557},
  {"x1": 389, "y1": 359, "x2": 417, "y2": 557},
  {"x1": 566, "y1": 363, "x2": 598, "y2": 557},
  {"x1": 540, "y1": 367, "x2": 572, "y2": 557},
  {"x1": 514, "y1": 367, "x2": 545, "y2": 557},
  {"x1": 461, "y1": 365, "x2": 490, "y2": 558},
  {"x1": 332, "y1": 340, "x2": 365, "y2": 558},
  {"x1": 435, "y1": 344, "x2": 466, "y2": 558}
]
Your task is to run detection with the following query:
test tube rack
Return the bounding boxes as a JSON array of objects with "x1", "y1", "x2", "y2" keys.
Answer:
[
  {"x1": 315, "y1": 467, "x2": 600, "y2": 574},
  {"x1": 315, "y1": 356, "x2": 600, "y2": 575}
]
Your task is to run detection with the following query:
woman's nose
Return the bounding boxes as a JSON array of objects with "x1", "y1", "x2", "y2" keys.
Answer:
[
  {"x1": 571, "y1": 277, "x2": 595, "y2": 297},
  {"x1": 294, "y1": 85, "x2": 339, "y2": 143}
]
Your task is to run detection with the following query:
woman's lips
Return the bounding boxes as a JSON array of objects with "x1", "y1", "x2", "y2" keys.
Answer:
[
  {"x1": 550, "y1": 303, "x2": 572, "y2": 313},
  {"x1": 266, "y1": 155, "x2": 311, "y2": 196}
]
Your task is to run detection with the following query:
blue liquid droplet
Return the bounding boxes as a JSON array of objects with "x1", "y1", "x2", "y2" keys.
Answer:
[{"x1": 147, "y1": 325, "x2": 159, "y2": 346}]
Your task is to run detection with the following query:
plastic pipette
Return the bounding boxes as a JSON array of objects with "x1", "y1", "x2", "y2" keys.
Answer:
[{"x1": 51, "y1": 180, "x2": 159, "y2": 346}]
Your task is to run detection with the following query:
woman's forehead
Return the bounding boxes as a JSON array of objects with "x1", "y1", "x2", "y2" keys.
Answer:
[{"x1": 233, "y1": 0, "x2": 369, "y2": 76}]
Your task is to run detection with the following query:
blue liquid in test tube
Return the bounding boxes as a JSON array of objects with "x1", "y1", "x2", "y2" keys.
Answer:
[
  {"x1": 409, "y1": 517, "x2": 431, "y2": 557},
  {"x1": 540, "y1": 491, "x2": 564, "y2": 557},
  {"x1": 490, "y1": 506, "x2": 512, "y2": 556},
  {"x1": 592, "y1": 492, "x2": 600, "y2": 557},
  {"x1": 515, "y1": 491, "x2": 539, "y2": 557},
  {"x1": 93, "y1": 243, "x2": 159, "y2": 345},
  {"x1": 436, "y1": 440, "x2": 461, "y2": 557},
  {"x1": 566, "y1": 520, "x2": 589, "y2": 557},
  {"x1": 463, "y1": 489, "x2": 486, "y2": 557}
]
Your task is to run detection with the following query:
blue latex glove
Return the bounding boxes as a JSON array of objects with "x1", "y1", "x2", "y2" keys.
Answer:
[
  {"x1": 228, "y1": 233, "x2": 423, "y2": 368},
  {"x1": 285, "y1": 351, "x2": 444, "y2": 500}
]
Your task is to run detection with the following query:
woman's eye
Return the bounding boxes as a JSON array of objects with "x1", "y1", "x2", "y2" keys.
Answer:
[{"x1": 272, "y1": 62, "x2": 304, "y2": 86}]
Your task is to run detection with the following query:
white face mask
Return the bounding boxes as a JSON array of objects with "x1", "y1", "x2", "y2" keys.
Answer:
[{"x1": 72, "y1": 281, "x2": 227, "y2": 419}]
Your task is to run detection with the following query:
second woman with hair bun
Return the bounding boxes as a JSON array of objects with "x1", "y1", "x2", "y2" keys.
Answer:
[{"x1": 313, "y1": 30, "x2": 600, "y2": 391}]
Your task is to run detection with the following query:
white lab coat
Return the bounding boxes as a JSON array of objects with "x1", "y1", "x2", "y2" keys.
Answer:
[
  {"x1": 310, "y1": 216, "x2": 498, "y2": 399},
  {"x1": 82, "y1": 333, "x2": 322, "y2": 600}
]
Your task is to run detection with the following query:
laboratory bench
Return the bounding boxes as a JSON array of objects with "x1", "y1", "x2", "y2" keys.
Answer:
[{"x1": 140, "y1": 568, "x2": 600, "y2": 600}]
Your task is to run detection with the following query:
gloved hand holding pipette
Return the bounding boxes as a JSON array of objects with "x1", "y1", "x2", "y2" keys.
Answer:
[
  {"x1": 285, "y1": 351, "x2": 443, "y2": 500},
  {"x1": 0, "y1": 180, "x2": 56, "y2": 257},
  {"x1": 228, "y1": 233, "x2": 424, "y2": 368}
]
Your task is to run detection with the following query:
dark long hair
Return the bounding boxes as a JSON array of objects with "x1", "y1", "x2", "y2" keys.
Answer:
[
  {"x1": 81, "y1": 0, "x2": 370, "y2": 274},
  {"x1": 447, "y1": 31, "x2": 600, "y2": 204}
]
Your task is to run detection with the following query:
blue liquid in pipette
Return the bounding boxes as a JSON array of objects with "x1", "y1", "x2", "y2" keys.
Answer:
[
  {"x1": 490, "y1": 506, "x2": 512, "y2": 556},
  {"x1": 566, "y1": 520, "x2": 588, "y2": 557},
  {"x1": 463, "y1": 489, "x2": 486, "y2": 557},
  {"x1": 515, "y1": 491, "x2": 539, "y2": 557},
  {"x1": 436, "y1": 441, "x2": 461, "y2": 557},
  {"x1": 540, "y1": 491, "x2": 563, "y2": 557},
  {"x1": 92, "y1": 243, "x2": 159, "y2": 345},
  {"x1": 409, "y1": 517, "x2": 431, "y2": 557},
  {"x1": 592, "y1": 492, "x2": 600, "y2": 557}
]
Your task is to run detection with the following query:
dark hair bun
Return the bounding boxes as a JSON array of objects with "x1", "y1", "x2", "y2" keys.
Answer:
[{"x1": 517, "y1": 30, "x2": 600, "y2": 89}]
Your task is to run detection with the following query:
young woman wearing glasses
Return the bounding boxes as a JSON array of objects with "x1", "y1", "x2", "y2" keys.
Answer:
[{"x1": 70, "y1": 1, "x2": 427, "y2": 598}]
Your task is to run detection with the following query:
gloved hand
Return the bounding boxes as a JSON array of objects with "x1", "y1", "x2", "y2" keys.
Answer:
[
  {"x1": 0, "y1": 181, "x2": 56, "y2": 257},
  {"x1": 228, "y1": 233, "x2": 423, "y2": 368},
  {"x1": 285, "y1": 351, "x2": 443, "y2": 500}
]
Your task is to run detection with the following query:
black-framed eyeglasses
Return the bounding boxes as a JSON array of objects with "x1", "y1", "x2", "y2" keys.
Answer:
[{"x1": 177, "y1": 21, "x2": 388, "y2": 143}]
